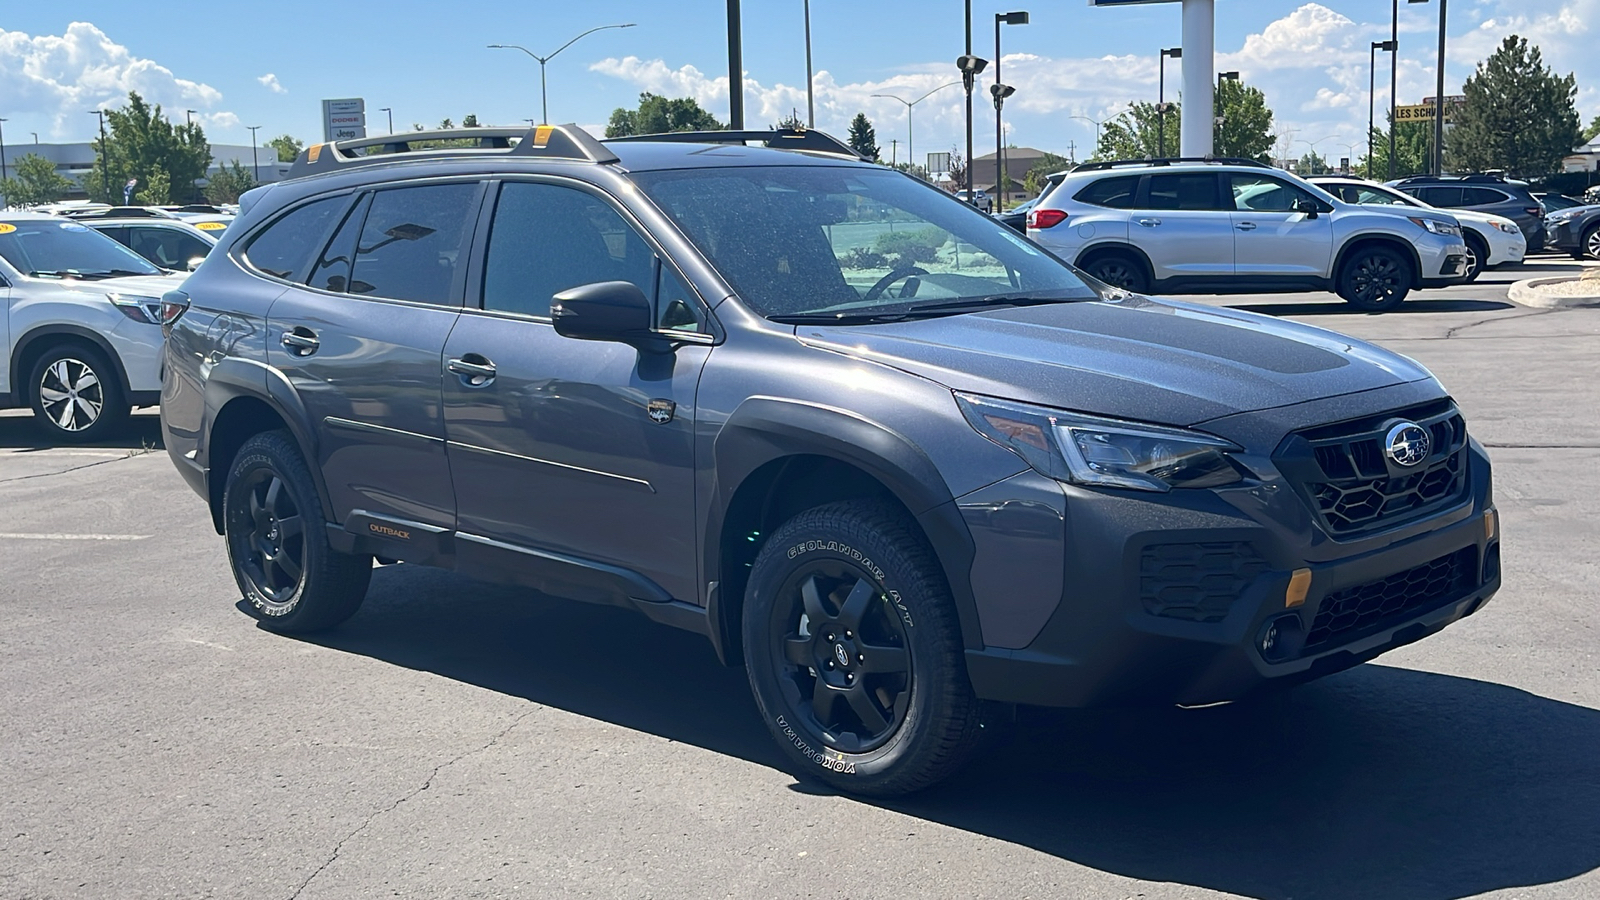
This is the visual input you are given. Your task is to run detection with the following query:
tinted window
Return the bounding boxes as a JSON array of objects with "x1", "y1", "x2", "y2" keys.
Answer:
[
  {"x1": 349, "y1": 183, "x2": 480, "y2": 305},
  {"x1": 0, "y1": 219, "x2": 162, "y2": 278},
  {"x1": 1416, "y1": 186, "x2": 1463, "y2": 207},
  {"x1": 1229, "y1": 174, "x2": 1315, "y2": 212},
  {"x1": 128, "y1": 227, "x2": 211, "y2": 269},
  {"x1": 1146, "y1": 174, "x2": 1221, "y2": 210},
  {"x1": 244, "y1": 196, "x2": 347, "y2": 280},
  {"x1": 1460, "y1": 187, "x2": 1510, "y2": 206},
  {"x1": 481, "y1": 182, "x2": 654, "y2": 317},
  {"x1": 1331, "y1": 184, "x2": 1415, "y2": 206},
  {"x1": 1074, "y1": 175, "x2": 1139, "y2": 209},
  {"x1": 309, "y1": 195, "x2": 372, "y2": 293}
]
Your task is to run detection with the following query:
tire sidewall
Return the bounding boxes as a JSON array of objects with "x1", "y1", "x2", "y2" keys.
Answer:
[
  {"x1": 1463, "y1": 233, "x2": 1488, "y2": 281},
  {"x1": 1085, "y1": 255, "x2": 1149, "y2": 294},
  {"x1": 1341, "y1": 247, "x2": 1411, "y2": 312},
  {"x1": 28, "y1": 345, "x2": 128, "y2": 442},
  {"x1": 223, "y1": 436, "x2": 324, "y2": 627}
]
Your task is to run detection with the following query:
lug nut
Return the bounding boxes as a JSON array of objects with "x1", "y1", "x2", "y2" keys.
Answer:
[
  {"x1": 844, "y1": 630, "x2": 853, "y2": 639},
  {"x1": 845, "y1": 674, "x2": 854, "y2": 683},
  {"x1": 857, "y1": 654, "x2": 865, "y2": 663},
  {"x1": 825, "y1": 661, "x2": 834, "y2": 669}
]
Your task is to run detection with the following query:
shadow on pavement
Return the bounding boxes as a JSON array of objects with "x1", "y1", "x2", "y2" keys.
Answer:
[
  {"x1": 0, "y1": 411, "x2": 164, "y2": 451},
  {"x1": 299, "y1": 564, "x2": 1600, "y2": 900},
  {"x1": 1230, "y1": 298, "x2": 1516, "y2": 317}
]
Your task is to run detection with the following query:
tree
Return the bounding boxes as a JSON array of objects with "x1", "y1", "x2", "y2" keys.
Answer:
[
  {"x1": 1358, "y1": 119, "x2": 1433, "y2": 179},
  {"x1": 1447, "y1": 35, "x2": 1583, "y2": 178},
  {"x1": 1022, "y1": 152, "x2": 1074, "y2": 196},
  {"x1": 269, "y1": 134, "x2": 304, "y2": 162},
  {"x1": 1582, "y1": 113, "x2": 1600, "y2": 145},
  {"x1": 1094, "y1": 101, "x2": 1165, "y2": 160},
  {"x1": 204, "y1": 161, "x2": 257, "y2": 204},
  {"x1": 944, "y1": 148, "x2": 967, "y2": 193},
  {"x1": 1296, "y1": 151, "x2": 1329, "y2": 176},
  {"x1": 86, "y1": 92, "x2": 213, "y2": 204},
  {"x1": 847, "y1": 113, "x2": 880, "y2": 162},
  {"x1": 606, "y1": 93, "x2": 724, "y2": 137},
  {"x1": 1, "y1": 154, "x2": 75, "y2": 207},
  {"x1": 772, "y1": 111, "x2": 805, "y2": 130},
  {"x1": 1214, "y1": 79, "x2": 1276, "y2": 162},
  {"x1": 134, "y1": 170, "x2": 171, "y2": 205}
]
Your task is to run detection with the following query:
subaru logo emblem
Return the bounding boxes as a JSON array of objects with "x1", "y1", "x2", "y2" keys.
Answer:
[
  {"x1": 833, "y1": 644, "x2": 851, "y2": 668},
  {"x1": 1384, "y1": 422, "x2": 1431, "y2": 467}
]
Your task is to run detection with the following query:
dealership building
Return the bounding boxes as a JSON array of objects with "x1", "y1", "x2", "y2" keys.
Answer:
[{"x1": 1, "y1": 141, "x2": 290, "y2": 201}]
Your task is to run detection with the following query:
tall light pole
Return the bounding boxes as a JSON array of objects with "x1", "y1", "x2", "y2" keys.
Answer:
[
  {"x1": 88, "y1": 109, "x2": 109, "y2": 203},
  {"x1": 0, "y1": 118, "x2": 8, "y2": 187},
  {"x1": 247, "y1": 125, "x2": 261, "y2": 181},
  {"x1": 184, "y1": 109, "x2": 195, "y2": 127},
  {"x1": 1432, "y1": 0, "x2": 1448, "y2": 175},
  {"x1": 803, "y1": 0, "x2": 815, "y2": 127},
  {"x1": 489, "y1": 24, "x2": 635, "y2": 125},
  {"x1": 1390, "y1": 0, "x2": 1432, "y2": 179},
  {"x1": 1158, "y1": 47, "x2": 1182, "y2": 159},
  {"x1": 1340, "y1": 142, "x2": 1360, "y2": 174},
  {"x1": 957, "y1": 2, "x2": 988, "y2": 206},
  {"x1": 992, "y1": 11, "x2": 1029, "y2": 214},
  {"x1": 1071, "y1": 115, "x2": 1103, "y2": 156},
  {"x1": 871, "y1": 82, "x2": 958, "y2": 175},
  {"x1": 1297, "y1": 135, "x2": 1336, "y2": 174},
  {"x1": 1370, "y1": 40, "x2": 1395, "y2": 175},
  {"x1": 380, "y1": 107, "x2": 394, "y2": 133},
  {"x1": 728, "y1": 1, "x2": 744, "y2": 128}
]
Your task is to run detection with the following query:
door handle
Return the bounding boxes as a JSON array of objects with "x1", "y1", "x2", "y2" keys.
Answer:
[
  {"x1": 447, "y1": 356, "x2": 497, "y2": 385},
  {"x1": 1235, "y1": 222, "x2": 1258, "y2": 231},
  {"x1": 280, "y1": 328, "x2": 320, "y2": 356},
  {"x1": 1136, "y1": 217, "x2": 1162, "y2": 227}
]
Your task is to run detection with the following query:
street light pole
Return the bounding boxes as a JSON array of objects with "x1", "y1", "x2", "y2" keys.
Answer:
[
  {"x1": 0, "y1": 119, "x2": 8, "y2": 188},
  {"x1": 870, "y1": 82, "x2": 959, "y2": 175},
  {"x1": 1297, "y1": 136, "x2": 1336, "y2": 174},
  {"x1": 247, "y1": 125, "x2": 261, "y2": 181},
  {"x1": 88, "y1": 109, "x2": 109, "y2": 203},
  {"x1": 489, "y1": 24, "x2": 636, "y2": 124},
  {"x1": 380, "y1": 107, "x2": 394, "y2": 134},
  {"x1": 1369, "y1": 41, "x2": 1391, "y2": 175},
  {"x1": 1071, "y1": 115, "x2": 1102, "y2": 155},
  {"x1": 992, "y1": 11, "x2": 1028, "y2": 214},
  {"x1": 728, "y1": 1, "x2": 744, "y2": 128},
  {"x1": 804, "y1": 0, "x2": 815, "y2": 128},
  {"x1": 1433, "y1": 0, "x2": 1448, "y2": 175},
  {"x1": 1158, "y1": 48, "x2": 1182, "y2": 159}
]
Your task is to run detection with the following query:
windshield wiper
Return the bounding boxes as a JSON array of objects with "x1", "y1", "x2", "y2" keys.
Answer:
[
  {"x1": 767, "y1": 312, "x2": 914, "y2": 325},
  {"x1": 898, "y1": 294, "x2": 1085, "y2": 317}
]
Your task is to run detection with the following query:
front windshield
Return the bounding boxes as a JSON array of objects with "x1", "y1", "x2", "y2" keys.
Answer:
[
  {"x1": 1323, "y1": 182, "x2": 1421, "y2": 208},
  {"x1": 0, "y1": 219, "x2": 164, "y2": 278},
  {"x1": 632, "y1": 166, "x2": 1097, "y2": 321}
]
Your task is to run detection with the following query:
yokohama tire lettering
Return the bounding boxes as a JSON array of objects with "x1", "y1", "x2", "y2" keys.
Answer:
[{"x1": 776, "y1": 715, "x2": 857, "y2": 774}]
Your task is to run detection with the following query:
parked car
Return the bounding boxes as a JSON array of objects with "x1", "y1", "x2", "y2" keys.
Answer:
[
  {"x1": 59, "y1": 206, "x2": 181, "y2": 221},
  {"x1": 161, "y1": 126, "x2": 1501, "y2": 795},
  {"x1": 995, "y1": 176, "x2": 1066, "y2": 234},
  {"x1": 1388, "y1": 174, "x2": 1545, "y2": 252},
  {"x1": 1310, "y1": 175, "x2": 1524, "y2": 281},
  {"x1": 955, "y1": 189, "x2": 992, "y2": 213},
  {"x1": 1545, "y1": 204, "x2": 1600, "y2": 260},
  {"x1": 1026, "y1": 158, "x2": 1469, "y2": 310},
  {"x1": 87, "y1": 218, "x2": 218, "y2": 271},
  {"x1": 1534, "y1": 192, "x2": 1585, "y2": 216},
  {"x1": 0, "y1": 212, "x2": 185, "y2": 439}
]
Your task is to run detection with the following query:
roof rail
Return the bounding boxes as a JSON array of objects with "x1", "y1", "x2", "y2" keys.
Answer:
[
  {"x1": 1392, "y1": 173, "x2": 1508, "y2": 184},
  {"x1": 286, "y1": 124, "x2": 619, "y2": 179},
  {"x1": 604, "y1": 127, "x2": 866, "y2": 160},
  {"x1": 1069, "y1": 156, "x2": 1273, "y2": 173}
]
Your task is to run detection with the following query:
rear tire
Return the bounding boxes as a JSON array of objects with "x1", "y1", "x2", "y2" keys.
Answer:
[
  {"x1": 27, "y1": 344, "x2": 130, "y2": 444},
  {"x1": 1338, "y1": 246, "x2": 1412, "y2": 312},
  {"x1": 742, "y1": 500, "x2": 992, "y2": 796},
  {"x1": 223, "y1": 431, "x2": 372, "y2": 633},
  {"x1": 1081, "y1": 252, "x2": 1150, "y2": 294}
]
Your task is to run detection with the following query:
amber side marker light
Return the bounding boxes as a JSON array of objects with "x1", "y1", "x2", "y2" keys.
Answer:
[
  {"x1": 1285, "y1": 568, "x2": 1312, "y2": 609},
  {"x1": 1484, "y1": 509, "x2": 1498, "y2": 541}
]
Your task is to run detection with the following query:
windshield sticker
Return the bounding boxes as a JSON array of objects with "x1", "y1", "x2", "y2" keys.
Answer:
[
  {"x1": 0, "y1": 223, "x2": 16, "y2": 234},
  {"x1": 58, "y1": 222, "x2": 90, "y2": 232}
]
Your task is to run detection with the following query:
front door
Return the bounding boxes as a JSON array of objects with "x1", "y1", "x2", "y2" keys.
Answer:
[
  {"x1": 443, "y1": 179, "x2": 712, "y2": 603},
  {"x1": 1133, "y1": 172, "x2": 1234, "y2": 281},
  {"x1": 265, "y1": 181, "x2": 484, "y2": 531},
  {"x1": 1227, "y1": 173, "x2": 1334, "y2": 277}
]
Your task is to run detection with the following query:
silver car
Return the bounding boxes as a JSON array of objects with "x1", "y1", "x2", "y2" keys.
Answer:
[
  {"x1": 1027, "y1": 159, "x2": 1470, "y2": 311},
  {"x1": 1, "y1": 213, "x2": 186, "y2": 440},
  {"x1": 87, "y1": 218, "x2": 219, "y2": 272}
]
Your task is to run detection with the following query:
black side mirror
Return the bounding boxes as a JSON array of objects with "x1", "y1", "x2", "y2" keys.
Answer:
[
  {"x1": 1294, "y1": 199, "x2": 1320, "y2": 219},
  {"x1": 551, "y1": 281, "x2": 656, "y2": 347}
]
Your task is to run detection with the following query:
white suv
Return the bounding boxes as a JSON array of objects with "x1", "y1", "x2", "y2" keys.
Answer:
[
  {"x1": 1309, "y1": 175, "x2": 1525, "y2": 281},
  {"x1": 1, "y1": 213, "x2": 186, "y2": 441},
  {"x1": 1026, "y1": 159, "x2": 1470, "y2": 311}
]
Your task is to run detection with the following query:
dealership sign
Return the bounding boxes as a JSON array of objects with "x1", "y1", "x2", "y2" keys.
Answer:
[{"x1": 321, "y1": 98, "x2": 367, "y2": 142}]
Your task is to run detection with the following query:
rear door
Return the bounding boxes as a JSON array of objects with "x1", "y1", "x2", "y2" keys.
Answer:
[
  {"x1": 1133, "y1": 172, "x2": 1233, "y2": 280},
  {"x1": 265, "y1": 180, "x2": 484, "y2": 531},
  {"x1": 1227, "y1": 173, "x2": 1333, "y2": 277}
]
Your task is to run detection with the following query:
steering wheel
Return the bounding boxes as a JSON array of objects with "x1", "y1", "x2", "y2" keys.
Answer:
[{"x1": 862, "y1": 266, "x2": 929, "y2": 302}]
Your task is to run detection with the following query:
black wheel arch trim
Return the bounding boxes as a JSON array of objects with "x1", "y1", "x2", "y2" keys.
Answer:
[
  {"x1": 9, "y1": 324, "x2": 132, "y2": 407},
  {"x1": 707, "y1": 397, "x2": 984, "y2": 663},
  {"x1": 1074, "y1": 242, "x2": 1155, "y2": 282},
  {"x1": 1333, "y1": 235, "x2": 1424, "y2": 289},
  {"x1": 200, "y1": 357, "x2": 337, "y2": 535}
]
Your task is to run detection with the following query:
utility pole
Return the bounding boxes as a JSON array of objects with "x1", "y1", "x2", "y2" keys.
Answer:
[
  {"x1": 889, "y1": 138, "x2": 899, "y2": 166},
  {"x1": 1067, "y1": 140, "x2": 1077, "y2": 164}
]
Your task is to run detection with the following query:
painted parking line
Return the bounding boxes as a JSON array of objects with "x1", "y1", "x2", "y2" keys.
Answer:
[
  {"x1": 0, "y1": 532, "x2": 152, "y2": 541},
  {"x1": 1, "y1": 450, "x2": 131, "y2": 458}
]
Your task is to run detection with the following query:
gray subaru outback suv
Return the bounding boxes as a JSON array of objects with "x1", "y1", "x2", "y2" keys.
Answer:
[{"x1": 161, "y1": 126, "x2": 1500, "y2": 796}]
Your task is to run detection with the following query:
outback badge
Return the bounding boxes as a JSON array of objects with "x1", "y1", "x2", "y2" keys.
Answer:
[{"x1": 647, "y1": 398, "x2": 676, "y2": 424}]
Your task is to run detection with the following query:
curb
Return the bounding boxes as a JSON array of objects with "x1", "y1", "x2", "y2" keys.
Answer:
[{"x1": 1507, "y1": 274, "x2": 1600, "y2": 309}]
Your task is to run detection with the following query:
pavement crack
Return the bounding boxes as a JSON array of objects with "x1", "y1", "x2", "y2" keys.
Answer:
[
  {"x1": 1441, "y1": 306, "x2": 1560, "y2": 340},
  {"x1": 284, "y1": 709, "x2": 535, "y2": 900},
  {"x1": 0, "y1": 455, "x2": 135, "y2": 484}
]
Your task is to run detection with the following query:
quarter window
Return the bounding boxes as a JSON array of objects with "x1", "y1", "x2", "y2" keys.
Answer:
[
  {"x1": 244, "y1": 196, "x2": 347, "y2": 280},
  {"x1": 1074, "y1": 175, "x2": 1140, "y2": 209},
  {"x1": 348, "y1": 183, "x2": 480, "y2": 305},
  {"x1": 1415, "y1": 186, "x2": 1463, "y2": 207},
  {"x1": 1460, "y1": 187, "x2": 1509, "y2": 207}
]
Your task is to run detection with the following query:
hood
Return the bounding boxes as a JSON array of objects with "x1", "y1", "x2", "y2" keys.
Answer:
[
  {"x1": 94, "y1": 272, "x2": 189, "y2": 297},
  {"x1": 795, "y1": 296, "x2": 1434, "y2": 427}
]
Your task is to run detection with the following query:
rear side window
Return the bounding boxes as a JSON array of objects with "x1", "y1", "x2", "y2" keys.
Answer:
[
  {"x1": 309, "y1": 195, "x2": 373, "y2": 293},
  {"x1": 348, "y1": 183, "x2": 481, "y2": 305},
  {"x1": 1146, "y1": 173, "x2": 1222, "y2": 210},
  {"x1": 1074, "y1": 175, "x2": 1139, "y2": 209},
  {"x1": 244, "y1": 196, "x2": 347, "y2": 280},
  {"x1": 1415, "y1": 186, "x2": 1463, "y2": 207},
  {"x1": 1460, "y1": 187, "x2": 1510, "y2": 206}
]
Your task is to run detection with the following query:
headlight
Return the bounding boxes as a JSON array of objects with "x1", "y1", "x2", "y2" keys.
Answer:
[
  {"x1": 1491, "y1": 219, "x2": 1521, "y2": 234},
  {"x1": 1546, "y1": 212, "x2": 1575, "y2": 227},
  {"x1": 107, "y1": 292, "x2": 162, "y2": 324},
  {"x1": 1407, "y1": 216, "x2": 1462, "y2": 237},
  {"x1": 956, "y1": 393, "x2": 1243, "y2": 492}
]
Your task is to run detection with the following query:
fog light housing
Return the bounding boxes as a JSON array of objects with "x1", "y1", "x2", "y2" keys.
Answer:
[
  {"x1": 1482, "y1": 541, "x2": 1500, "y2": 584},
  {"x1": 1258, "y1": 614, "x2": 1306, "y2": 664}
]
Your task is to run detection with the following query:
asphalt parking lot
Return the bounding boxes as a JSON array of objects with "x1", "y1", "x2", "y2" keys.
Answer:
[{"x1": 3, "y1": 258, "x2": 1597, "y2": 900}]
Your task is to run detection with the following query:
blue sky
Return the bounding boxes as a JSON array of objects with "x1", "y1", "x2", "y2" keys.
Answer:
[{"x1": 2, "y1": 1, "x2": 1595, "y2": 165}]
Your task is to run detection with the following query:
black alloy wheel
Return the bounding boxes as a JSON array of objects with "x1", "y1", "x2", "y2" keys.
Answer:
[
  {"x1": 1083, "y1": 254, "x2": 1149, "y2": 294},
  {"x1": 1340, "y1": 247, "x2": 1412, "y2": 312},
  {"x1": 770, "y1": 560, "x2": 913, "y2": 754},
  {"x1": 1463, "y1": 234, "x2": 1487, "y2": 282},
  {"x1": 237, "y1": 467, "x2": 307, "y2": 609}
]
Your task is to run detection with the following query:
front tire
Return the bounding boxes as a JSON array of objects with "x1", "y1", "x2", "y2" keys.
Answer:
[
  {"x1": 27, "y1": 345, "x2": 130, "y2": 443},
  {"x1": 1462, "y1": 233, "x2": 1488, "y2": 282},
  {"x1": 743, "y1": 500, "x2": 990, "y2": 796},
  {"x1": 1338, "y1": 246, "x2": 1412, "y2": 312},
  {"x1": 1583, "y1": 224, "x2": 1600, "y2": 261},
  {"x1": 223, "y1": 431, "x2": 372, "y2": 633}
]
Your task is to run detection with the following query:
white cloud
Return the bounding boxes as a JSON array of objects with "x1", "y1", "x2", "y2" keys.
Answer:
[
  {"x1": 257, "y1": 73, "x2": 286, "y2": 95},
  {"x1": 0, "y1": 21, "x2": 232, "y2": 136}
]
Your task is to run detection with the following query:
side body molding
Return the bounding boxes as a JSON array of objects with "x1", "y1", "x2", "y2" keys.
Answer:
[{"x1": 707, "y1": 397, "x2": 985, "y2": 655}]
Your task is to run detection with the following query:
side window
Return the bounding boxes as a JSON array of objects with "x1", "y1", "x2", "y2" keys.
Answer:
[
  {"x1": 1074, "y1": 175, "x2": 1139, "y2": 209},
  {"x1": 349, "y1": 183, "x2": 480, "y2": 305},
  {"x1": 1417, "y1": 186, "x2": 1463, "y2": 207},
  {"x1": 1461, "y1": 187, "x2": 1507, "y2": 207},
  {"x1": 310, "y1": 194, "x2": 372, "y2": 293},
  {"x1": 1146, "y1": 173, "x2": 1221, "y2": 211},
  {"x1": 1355, "y1": 187, "x2": 1410, "y2": 206},
  {"x1": 1229, "y1": 174, "x2": 1312, "y2": 212},
  {"x1": 656, "y1": 264, "x2": 704, "y2": 332},
  {"x1": 243, "y1": 196, "x2": 348, "y2": 280},
  {"x1": 481, "y1": 182, "x2": 654, "y2": 318}
]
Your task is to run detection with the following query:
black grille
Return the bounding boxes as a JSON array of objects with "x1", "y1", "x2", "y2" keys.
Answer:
[
  {"x1": 1277, "y1": 400, "x2": 1471, "y2": 538},
  {"x1": 1140, "y1": 542, "x2": 1268, "y2": 623},
  {"x1": 1305, "y1": 545, "x2": 1478, "y2": 649}
]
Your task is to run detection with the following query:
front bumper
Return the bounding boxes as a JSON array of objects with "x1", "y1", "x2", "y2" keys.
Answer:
[
  {"x1": 961, "y1": 417, "x2": 1498, "y2": 709},
  {"x1": 1416, "y1": 238, "x2": 1471, "y2": 288}
]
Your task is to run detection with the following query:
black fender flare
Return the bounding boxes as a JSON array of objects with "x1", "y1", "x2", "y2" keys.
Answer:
[
  {"x1": 200, "y1": 356, "x2": 336, "y2": 530},
  {"x1": 9, "y1": 324, "x2": 132, "y2": 406},
  {"x1": 707, "y1": 397, "x2": 984, "y2": 656}
]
